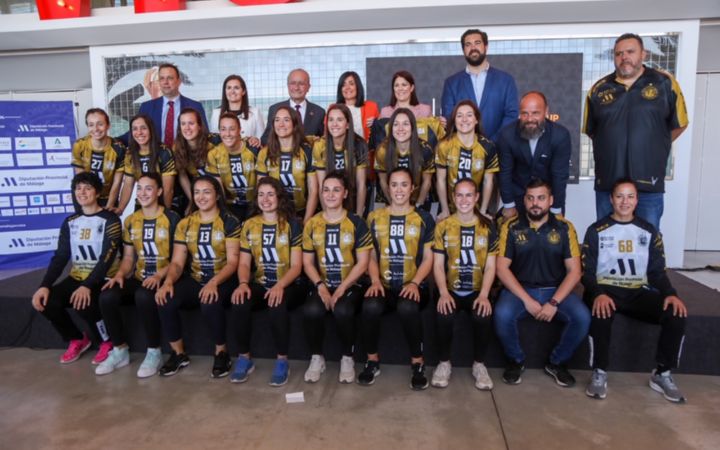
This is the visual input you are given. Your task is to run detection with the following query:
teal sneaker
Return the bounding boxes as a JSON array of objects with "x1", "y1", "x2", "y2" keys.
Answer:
[
  {"x1": 269, "y1": 359, "x2": 290, "y2": 386},
  {"x1": 137, "y1": 348, "x2": 163, "y2": 378}
]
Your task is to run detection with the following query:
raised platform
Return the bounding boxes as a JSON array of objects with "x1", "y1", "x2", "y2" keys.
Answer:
[{"x1": 1, "y1": 269, "x2": 718, "y2": 374}]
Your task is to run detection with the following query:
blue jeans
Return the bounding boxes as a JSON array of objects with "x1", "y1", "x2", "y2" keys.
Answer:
[
  {"x1": 494, "y1": 287, "x2": 590, "y2": 365},
  {"x1": 595, "y1": 191, "x2": 664, "y2": 231}
]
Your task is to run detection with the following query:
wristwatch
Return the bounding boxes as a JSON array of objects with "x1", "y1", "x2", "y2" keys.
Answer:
[
  {"x1": 315, "y1": 280, "x2": 325, "y2": 288},
  {"x1": 549, "y1": 298, "x2": 560, "y2": 307}
]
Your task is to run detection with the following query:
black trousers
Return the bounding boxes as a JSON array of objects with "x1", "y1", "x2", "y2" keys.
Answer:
[
  {"x1": 436, "y1": 291, "x2": 493, "y2": 362},
  {"x1": 39, "y1": 276, "x2": 108, "y2": 343},
  {"x1": 303, "y1": 284, "x2": 364, "y2": 356},
  {"x1": 586, "y1": 288, "x2": 686, "y2": 371},
  {"x1": 231, "y1": 282, "x2": 307, "y2": 356},
  {"x1": 98, "y1": 278, "x2": 162, "y2": 348},
  {"x1": 362, "y1": 287, "x2": 428, "y2": 359}
]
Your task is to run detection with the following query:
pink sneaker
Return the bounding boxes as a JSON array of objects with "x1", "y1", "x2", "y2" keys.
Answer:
[
  {"x1": 60, "y1": 334, "x2": 91, "y2": 364},
  {"x1": 92, "y1": 341, "x2": 113, "y2": 365}
]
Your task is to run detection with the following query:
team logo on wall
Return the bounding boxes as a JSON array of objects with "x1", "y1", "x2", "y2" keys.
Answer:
[
  {"x1": 598, "y1": 89, "x2": 615, "y2": 105},
  {"x1": 641, "y1": 84, "x2": 658, "y2": 100},
  {"x1": 547, "y1": 229, "x2": 561, "y2": 245}
]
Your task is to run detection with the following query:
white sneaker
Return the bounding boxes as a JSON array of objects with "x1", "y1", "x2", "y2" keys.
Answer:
[
  {"x1": 339, "y1": 356, "x2": 355, "y2": 384},
  {"x1": 472, "y1": 362, "x2": 493, "y2": 390},
  {"x1": 95, "y1": 347, "x2": 129, "y2": 376},
  {"x1": 431, "y1": 361, "x2": 452, "y2": 388},
  {"x1": 137, "y1": 348, "x2": 163, "y2": 378},
  {"x1": 304, "y1": 354, "x2": 326, "y2": 383}
]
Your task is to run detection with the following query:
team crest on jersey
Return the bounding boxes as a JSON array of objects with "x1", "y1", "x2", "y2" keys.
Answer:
[
  {"x1": 641, "y1": 84, "x2": 658, "y2": 100},
  {"x1": 214, "y1": 231, "x2": 224, "y2": 241},
  {"x1": 547, "y1": 230, "x2": 561, "y2": 245},
  {"x1": 477, "y1": 236, "x2": 487, "y2": 248},
  {"x1": 278, "y1": 234, "x2": 288, "y2": 245},
  {"x1": 407, "y1": 225, "x2": 418, "y2": 236},
  {"x1": 245, "y1": 162, "x2": 254, "y2": 172},
  {"x1": 294, "y1": 160, "x2": 305, "y2": 170},
  {"x1": 639, "y1": 234, "x2": 648, "y2": 246},
  {"x1": 343, "y1": 232, "x2": 353, "y2": 244},
  {"x1": 158, "y1": 229, "x2": 167, "y2": 239},
  {"x1": 474, "y1": 160, "x2": 484, "y2": 170},
  {"x1": 598, "y1": 89, "x2": 615, "y2": 105}
]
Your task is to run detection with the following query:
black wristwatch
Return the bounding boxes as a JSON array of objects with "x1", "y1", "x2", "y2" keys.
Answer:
[
  {"x1": 315, "y1": 280, "x2": 325, "y2": 288},
  {"x1": 549, "y1": 298, "x2": 560, "y2": 307}
]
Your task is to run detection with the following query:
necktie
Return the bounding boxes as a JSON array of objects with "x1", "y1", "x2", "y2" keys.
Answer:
[
  {"x1": 164, "y1": 100, "x2": 175, "y2": 148},
  {"x1": 295, "y1": 104, "x2": 302, "y2": 121}
]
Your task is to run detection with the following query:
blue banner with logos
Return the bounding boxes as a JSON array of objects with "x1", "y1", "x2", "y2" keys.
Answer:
[{"x1": 0, "y1": 101, "x2": 76, "y2": 269}]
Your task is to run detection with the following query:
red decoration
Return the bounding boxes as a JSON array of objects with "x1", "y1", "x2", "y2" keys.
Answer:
[
  {"x1": 37, "y1": 0, "x2": 91, "y2": 20},
  {"x1": 134, "y1": 0, "x2": 187, "y2": 14},
  {"x1": 229, "y1": 0, "x2": 298, "y2": 5}
]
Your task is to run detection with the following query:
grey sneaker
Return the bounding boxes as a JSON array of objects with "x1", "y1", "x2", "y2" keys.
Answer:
[
  {"x1": 585, "y1": 369, "x2": 608, "y2": 399},
  {"x1": 472, "y1": 362, "x2": 493, "y2": 390},
  {"x1": 431, "y1": 361, "x2": 452, "y2": 388},
  {"x1": 649, "y1": 370, "x2": 686, "y2": 403}
]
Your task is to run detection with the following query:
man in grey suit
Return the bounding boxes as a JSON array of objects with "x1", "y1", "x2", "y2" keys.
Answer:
[{"x1": 261, "y1": 68, "x2": 326, "y2": 144}]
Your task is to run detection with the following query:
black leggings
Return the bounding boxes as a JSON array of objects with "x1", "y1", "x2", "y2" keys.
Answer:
[
  {"x1": 436, "y1": 291, "x2": 493, "y2": 362},
  {"x1": 303, "y1": 285, "x2": 363, "y2": 356},
  {"x1": 586, "y1": 288, "x2": 686, "y2": 371},
  {"x1": 157, "y1": 276, "x2": 236, "y2": 346},
  {"x1": 39, "y1": 276, "x2": 108, "y2": 343},
  {"x1": 362, "y1": 287, "x2": 428, "y2": 359},
  {"x1": 99, "y1": 278, "x2": 161, "y2": 348},
  {"x1": 231, "y1": 282, "x2": 307, "y2": 356}
]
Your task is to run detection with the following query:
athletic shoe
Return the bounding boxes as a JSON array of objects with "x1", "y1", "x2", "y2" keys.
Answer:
[
  {"x1": 431, "y1": 361, "x2": 452, "y2": 388},
  {"x1": 586, "y1": 369, "x2": 608, "y2": 399},
  {"x1": 357, "y1": 360, "x2": 381, "y2": 386},
  {"x1": 95, "y1": 347, "x2": 129, "y2": 375},
  {"x1": 411, "y1": 363, "x2": 429, "y2": 390},
  {"x1": 159, "y1": 351, "x2": 190, "y2": 377},
  {"x1": 137, "y1": 348, "x2": 163, "y2": 378},
  {"x1": 59, "y1": 334, "x2": 91, "y2": 364},
  {"x1": 230, "y1": 355, "x2": 255, "y2": 383},
  {"x1": 502, "y1": 361, "x2": 525, "y2": 385},
  {"x1": 472, "y1": 362, "x2": 493, "y2": 390},
  {"x1": 649, "y1": 370, "x2": 686, "y2": 403},
  {"x1": 211, "y1": 351, "x2": 232, "y2": 379},
  {"x1": 269, "y1": 359, "x2": 290, "y2": 386},
  {"x1": 544, "y1": 363, "x2": 576, "y2": 387},
  {"x1": 91, "y1": 341, "x2": 113, "y2": 365},
  {"x1": 304, "y1": 355, "x2": 326, "y2": 383},
  {"x1": 339, "y1": 356, "x2": 355, "y2": 384}
]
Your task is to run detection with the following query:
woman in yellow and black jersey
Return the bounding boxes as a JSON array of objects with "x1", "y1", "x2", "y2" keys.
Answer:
[
  {"x1": 431, "y1": 177, "x2": 498, "y2": 390},
  {"x1": 230, "y1": 176, "x2": 304, "y2": 386},
  {"x1": 206, "y1": 113, "x2": 259, "y2": 221},
  {"x1": 301, "y1": 171, "x2": 372, "y2": 384},
  {"x1": 374, "y1": 108, "x2": 435, "y2": 208},
  {"x1": 360, "y1": 167, "x2": 435, "y2": 390},
  {"x1": 173, "y1": 108, "x2": 221, "y2": 215},
  {"x1": 312, "y1": 104, "x2": 368, "y2": 217},
  {"x1": 154, "y1": 175, "x2": 241, "y2": 379},
  {"x1": 97, "y1": 173, "x2": 181, "y2": 378},
  {"x1": 256, "y1": 105, "x2": 318, "y2": 224},
  {"x1": 117, "y1": 114, "x2": 176, "y2": 214},
  {"x1": 436, "y1": 100, "x2": 499, "y2": 220},
  {"x1": 72, "y1": 108, "x2": 126, "y2": 213}
]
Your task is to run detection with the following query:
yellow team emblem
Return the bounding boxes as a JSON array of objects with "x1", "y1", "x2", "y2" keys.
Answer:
[
  {"x1": 598, "y1": 89, "x2": 615, "y2": 105},
  {"x1": 641, "y1": 84, "x2": 658, "y2": 100},
  {"x1": 547, "y1": 230, "x2": 561, "y2": 245}
]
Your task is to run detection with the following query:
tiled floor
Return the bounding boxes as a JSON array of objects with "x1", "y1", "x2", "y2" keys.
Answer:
[{"x1": 680, "y1": 251, "x2": 720, "y2": 291}]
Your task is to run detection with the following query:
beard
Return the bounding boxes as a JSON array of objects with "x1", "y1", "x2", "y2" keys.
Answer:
[
  {"x1": 519, "y1": 119, "x2": 545, "y2": 140},
  {"x1": 526, "y1": 207, "x2": 549, "y2": 222},
  {"x1": 464, "y1": 50, "x2": 486, "y2": 67}
]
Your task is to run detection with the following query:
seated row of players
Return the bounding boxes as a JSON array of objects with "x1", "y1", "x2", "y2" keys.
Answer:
[{"x1": 32, "y1": 169, "x2": 688, "y2": 402}]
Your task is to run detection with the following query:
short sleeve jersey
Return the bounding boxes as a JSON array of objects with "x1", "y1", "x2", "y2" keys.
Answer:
[
  {"x1": 374, "y1": 140, "x2": 435, "y2": 174},
  {"x1": 367, "y1": 207, "x2": 435, "y2": 291},
  {"x1": 256, "y1": 141, "x2": 315, "y2": 211},
  {"x1": 206, "y1": 142, "x2": 258, "y2": 206},
  {"x1": 433, "y1": 215, "x2": 499, "y2": 293},
  {"x1": 239, "y1": 215, "x2": 303, "y2": 288},
  {"x1": 174, "y1": 210, "x2": 241, "y2": 284},
  {"x1": 311, "y1": 139, "x2": 368, "y2": 171},
  {"x1": 123, "y1": 145, "x2": 177, "y2": 180},
  {"x1": 71, "y1": 136, "x2": 126, "y2": 200},
  {"x1": 182, "y1": 137, "x2": 220, "y2": 178},
  {"x1": 123, "y1": 207, "x2": 181, "y2": 281},
  {"x1": 302, "y1": 211, "x2": 373, "y2": 289},
  {"x1": 435, "y1": 134, "x2": 499, "y2": 191}
]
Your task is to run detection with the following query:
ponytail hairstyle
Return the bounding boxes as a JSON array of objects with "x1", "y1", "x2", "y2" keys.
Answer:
[
  {"x1": 189, "y1": 175, "x2": 228, "y2": 215},
  {"x1": 453, "y1": 177, "x2": 491, "y2": 227},
  {"x1": 137, "y1": 172, "x2": 166, "y2": 207},
  {"x1": 322, "y1": 170, "x2": 350, "y2": 211}
]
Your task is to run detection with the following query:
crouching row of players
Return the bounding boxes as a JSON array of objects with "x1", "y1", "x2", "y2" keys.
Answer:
[{"x1": 31, "y1": 168, "x2": 688, "y2": 402}]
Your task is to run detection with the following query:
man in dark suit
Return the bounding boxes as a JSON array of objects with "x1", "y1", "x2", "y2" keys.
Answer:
[
  {"x1": 261, "y1": 68, "x2": 325, "y2": 145},
  {"x1": 120, "y1": 63, "x2": 208, "y2": 147},
  {"x1": 496, "y1": 91, "x2": 571, "y2": 219},
  {"x1": 441, "y1": 29, "x2": 518, "y2": 141}
]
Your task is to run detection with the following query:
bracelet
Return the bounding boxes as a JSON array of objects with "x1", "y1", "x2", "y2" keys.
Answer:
[
  {"x1": 239, "y1": 281, "x2": 249, "y2": 286},
  {"x1": 315, "y1": 280, "x2": 325, "y2": 288},
  {"x1": 405, "y1": 281, "x2": 419, "y2": 288},
  {"x1": 549, "y1": 298, "x2": 560, "y2": 307}
]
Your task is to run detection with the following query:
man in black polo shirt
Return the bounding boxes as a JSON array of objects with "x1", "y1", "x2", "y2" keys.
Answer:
[
  {"x1": 495, "y1": 179, "x2": 590, "y2": 386},
  {"x1": 583, "y1": 33, "x2": 688, "y2": 231}
]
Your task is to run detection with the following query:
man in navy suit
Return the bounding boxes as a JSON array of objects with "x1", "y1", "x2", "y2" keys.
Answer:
[
  {"x1": 496, "y1": 91, "x2": 571, "y2": 219},
  {"x1": 441, "y1": 29, "x2": 519, "y2": 141},
  {"x1": 120, "y1": 63, "x2": 208, "y2": 147},
  {"x1": 261, "y1": 68, "x2": 326, "y2": 145}
]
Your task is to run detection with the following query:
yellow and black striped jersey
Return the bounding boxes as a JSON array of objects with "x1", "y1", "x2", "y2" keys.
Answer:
[
  {"x1": 206, "y1": 142, "x2": 259, "y2": 207},
  {"x1": 374, "y1": 140, "x2": 435, "y2": 174},
  {"x1": 435, "y1": 134, "x2": 499, "y2": 198},
  {"x1": 71, "y1": 136, "x2": 126, "y2": 200},
  {"x1": 239, "y1": 215, "x2": 303, "y2": 288},
  {"x1": 174, "y1": 210, "x2": 241, "y2": 284},
  {"x1": 122, "y1": 207, "x2": 181, "y2": 281},
  {"x1": 123, "y1": 145, "x2": 177, "y2": 180},
  {"x1": 433, "y1": 215, "x2": 498, "y2": 293},
  {"x1": 311, "y1": 139, "x2": 368, "y2": 171},
  {"x1": 367, "y1": 207, "x2": 435, "y2": 290},
  {"x1": 256, "y1": 142, "x2": 315, "y2": 211},
  {"x1": 302, "y1": 211, "x2": 373, "y2": 289}
]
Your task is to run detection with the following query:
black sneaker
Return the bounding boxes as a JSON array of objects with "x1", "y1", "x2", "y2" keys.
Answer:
[
  {"x1": 410, "y1": 363, "x2": 429, "y2": 390},
  {"x1": 159, "y1": 351, "x2": 190, "y2": 377},
  {"x1": 357, "y1": 360, "x2": 381, "y2": 386},
  {"x1": 502, "y1": 361, "x2": 525, "y2": 385},
  {"x1": 545, "y1": 363, "x2": 576, "y2": 387},
  {"x1": 211, "y1": 351, "x2": 232, "y2": 379}
]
